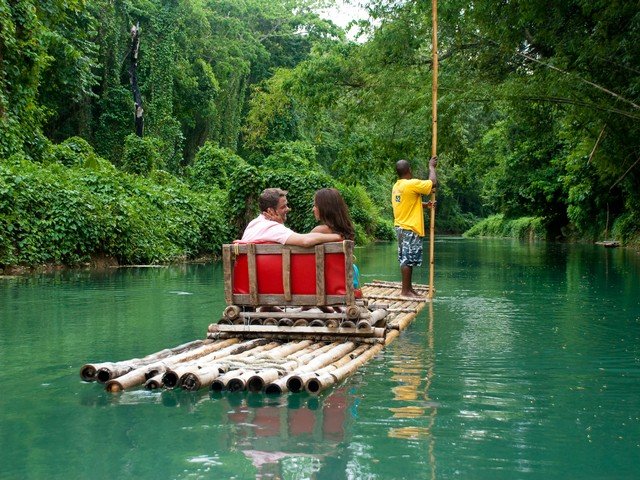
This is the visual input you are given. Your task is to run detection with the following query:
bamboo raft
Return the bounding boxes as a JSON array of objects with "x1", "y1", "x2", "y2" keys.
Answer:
[{"x1": 80, "y1": 242, "x2": 430, "y2": 395}]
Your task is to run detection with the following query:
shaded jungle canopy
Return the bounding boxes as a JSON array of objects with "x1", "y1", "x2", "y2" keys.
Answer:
[{"x1": 1, "y1": 0, "x2": 638, "y2": 267}]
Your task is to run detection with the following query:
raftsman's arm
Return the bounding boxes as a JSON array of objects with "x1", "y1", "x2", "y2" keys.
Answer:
[{"x1": 285, "y1": 232, "x2": 341, "y2": 247}]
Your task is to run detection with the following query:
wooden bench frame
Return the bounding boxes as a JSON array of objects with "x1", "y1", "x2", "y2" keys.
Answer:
[{"x1": 222, "y1": 241, "x2": 355, "y2": 308}]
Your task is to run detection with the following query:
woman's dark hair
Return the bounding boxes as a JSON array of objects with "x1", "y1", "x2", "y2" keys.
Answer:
[{"x1": 314, "y1": 188, "x2": 355, "y2": 241}]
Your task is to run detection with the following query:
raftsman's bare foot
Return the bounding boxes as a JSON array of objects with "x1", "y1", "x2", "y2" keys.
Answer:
[{"x1": 401, "y1": 290, "x2": 422, "y2": 298}]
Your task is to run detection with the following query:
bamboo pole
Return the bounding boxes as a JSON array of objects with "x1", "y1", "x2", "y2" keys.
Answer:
[
  {"x1": 246, "y1": 342, "x2": 327, "y2": 392},
  {"x1": 206, "y1": 342, "x2": 282, "y2": 391},
  {"x1": 177, "y1": 338, "x2": 276, "y2": 392},
  {"x1": 285, "y1": 342, "x2": 358, "y2": 392},
  {"x1": 263, "y1": 342, "x2": 344, "y2": 394},
  {"x1": 212, "y1": 324, "x2": 386, "y2": 338},
  {"x1": 104, "y1": 338, "x2": 240, "y2": 392},
  {"x1": 80, "y1": 338, "x2": 210, "y2": 382},
  {"x1": 301, "y1": 344, "x2": 370, "y2": 392},
  {"x1": 209, "y1": 331, "x2": 383, "y2": 345},
  {"x1": 144, "y1": 372, "x2": 165, "y2": 390},
  {"x1": 428, "y1": 0, "x2": 438, "y2": 300},
  {"x1": 306, "y1": 343, "x2": 385, "y2": 395},
  {"x1": 225, "y1": 340, "x2": 316, "y2": 392}
]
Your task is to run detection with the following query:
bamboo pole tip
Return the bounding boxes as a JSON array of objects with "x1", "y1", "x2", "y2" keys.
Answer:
[
  {"x1": 80, "y1": 365, "x2": 97, "y2": 382},
  {"x1": 264, "y1": 383, "x2": 283, "y2": 395},
  {"x1": 105, "y1": 381, "x2": 123, "y2": 393}
]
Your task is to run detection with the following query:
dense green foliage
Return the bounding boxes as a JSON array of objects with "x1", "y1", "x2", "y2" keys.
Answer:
[
  {"x1": 0, "y1": 154, "x2": 230, "y2": 265},
  {"x1": 1, "y1": 0, "x2": 638, "y2": 267},
  {"x1": 464, "y1": 214, "x2": 546, "y2": 241}
]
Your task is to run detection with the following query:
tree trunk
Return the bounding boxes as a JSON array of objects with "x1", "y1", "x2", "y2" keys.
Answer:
[{"x1": 129, "y1": 23, "x2": 144, "y2": 137}]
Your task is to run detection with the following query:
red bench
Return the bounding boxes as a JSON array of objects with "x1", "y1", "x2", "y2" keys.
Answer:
[{"x1": 222, "y1": 241, "x2": 355, "y2": 308}]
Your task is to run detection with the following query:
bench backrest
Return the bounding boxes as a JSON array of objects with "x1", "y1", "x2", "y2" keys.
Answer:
[{"x1": 222, "y1": 241, "x2": 355, "y2": 307}]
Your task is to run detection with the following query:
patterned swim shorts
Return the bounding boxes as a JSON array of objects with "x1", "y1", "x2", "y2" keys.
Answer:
[{"x1": 395, "y1": 227, "x2": 423, "y2": 267}]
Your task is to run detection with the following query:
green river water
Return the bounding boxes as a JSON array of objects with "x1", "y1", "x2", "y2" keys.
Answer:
[{"x1": 1, "y1": 238, "x2": 639, "y2": 479}]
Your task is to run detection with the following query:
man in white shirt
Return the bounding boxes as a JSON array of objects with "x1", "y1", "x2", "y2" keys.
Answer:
[{"x1": 241, "y1": 188, "x2": 342, "y2": 246}]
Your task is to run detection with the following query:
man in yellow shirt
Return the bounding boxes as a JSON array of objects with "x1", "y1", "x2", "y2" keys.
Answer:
[{"x1": 391, "y1": 156, "x2": 437, "y2": 297}]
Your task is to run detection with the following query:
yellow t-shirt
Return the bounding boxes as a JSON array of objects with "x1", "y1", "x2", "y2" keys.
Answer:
[{"x1": 392, "y1": 178, "x2": 433, "y2": 237}]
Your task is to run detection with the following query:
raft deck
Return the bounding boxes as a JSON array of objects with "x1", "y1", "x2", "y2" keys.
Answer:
[{"x1": 80, "y1": 281, "x2": 429, "y2": 395}]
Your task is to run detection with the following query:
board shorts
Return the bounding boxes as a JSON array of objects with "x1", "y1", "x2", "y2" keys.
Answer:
[{"x1": 395, "y1": 227, "x2": 423, "y2": 267}]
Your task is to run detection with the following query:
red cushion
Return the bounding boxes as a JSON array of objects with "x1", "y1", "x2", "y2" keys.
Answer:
[{"x1": 233, "y1": 252, "x2": 346, "y2": 295}]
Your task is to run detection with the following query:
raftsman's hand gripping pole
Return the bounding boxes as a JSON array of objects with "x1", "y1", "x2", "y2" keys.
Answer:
[{"x1": 428, "y1": 0, "x2": 438, "y2": 300}]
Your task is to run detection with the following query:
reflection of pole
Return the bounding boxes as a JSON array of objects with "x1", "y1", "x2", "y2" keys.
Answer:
[
  {"x1": 425, "y1": 300, "x2": 437, "y2": 479},
  {"x1": 428, "y1": 0, "x2": 438, "y2": 299}
]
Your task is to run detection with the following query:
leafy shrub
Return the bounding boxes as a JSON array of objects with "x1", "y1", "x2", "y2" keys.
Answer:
[
  {"x1": 260, "y1": 141, "x2": 316, "y2": 171},
  {"x1": 464, "y1": 214, "x2": 547, "y2": 240},
  {"x1": 122, "y1": 134, "x2": 162, "y2": 176},
  {"x1": 47, "y1": 136, "x2": 99, "y2": 168},
  {"x1": 611, "y1": 212, "x2": 640, "y2": 244},
  {"x1": 188, "y1": 142, "x2": 244, "y2": 191},
  {"x1": 0, "y1": 156, "x2": 231, "y2": 267}
]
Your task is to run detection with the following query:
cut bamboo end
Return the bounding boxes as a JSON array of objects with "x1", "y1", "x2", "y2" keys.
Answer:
[
  {"x1": 105, "y1": 380, "x2": 124, "y2": 393},
  {"x1": 265, "y1": 382, "x2": 284, "y2": 395},
  {"x1": 80, "y1": 364, "x2": 97, "y2": 382}
]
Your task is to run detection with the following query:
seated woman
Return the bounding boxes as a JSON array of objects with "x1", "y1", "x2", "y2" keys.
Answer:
[
  {"x1": 263, "y1": 188, "x2": 360, "y2": 313},
  {"x1": 310, "y1": 188, "x2": 355, "y2": 241},
  {"x1": 309, "y1": 188, "x2": 361, "y2": 312}
]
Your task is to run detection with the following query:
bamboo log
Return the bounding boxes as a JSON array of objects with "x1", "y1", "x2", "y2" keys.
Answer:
[
  {"x1": 247, "y1": 368, "x2": 283, "y2": 393},
  {"x1": 202, "y1": 341, "x2": 281, "y2": 391},
  {"x1": 286, "y1": 342, "x2": 358, "y2": 392},
  {"x1": 278, "y1": 318, "x2": 294, "y2": 327},
  {"x1": 223, "y1": 305, "x2": 241, "y2": 320},
  {"x1": 180, "y1": 368, "x2": 223, "y2": 391},
  {"x1": 241, "y1": 340, "x2": 323, "y2": 392},
  {"x1": 367, "y1": 280, "x2": 430, "y2": 289},
  {"x1": 364, "y1": 293, "x2": 428, "y2": 302},
  {"x1": 356, "y1": 319, "x2": 372, "y2": 331},
  {"x1": 175, "y1": 339, "x2": 278, "y2": 391},
  {"x1": 227, "y1": 370, "x2": 256, "y2": 392},
  {"x1": 294, "y1": 345, "x2": 370, "y2": 391},
  {"x1": 298, "y1": 344, "x2": 370, "y2": 392},
  {"x1": 212, "y1": 324, "x2": 385, "y2": 338},
  {"x1": 81, "y1": 338, "x2": 210, "y2": 382},
  {"x1": 144, "y1": 372, "x2": 165, "y2": 390},
  {"x1": 209, "y1": 332, "x2": 384, "y2": 345},
  {"x1": 389, "y1": 310, "x2": 423, "y2": 331},
  {"x1": 263, "y1": 342, "x2": 341, "y2": 394},
  {"x1": 211, "y1": 369, "x2": 245, "y2": 392},
  {"x1": 306, "y1": 344, "x2": 385, "y2": 395},
  {"x1": 325, "y1": 318, "x2": 339, "y2": 328},
  {"x1": 239, "y1": 311, "x2": 347, "y2": 319},
  {"x1": 104, "y1": 338, "x2": 240, "y2": 392},
  {"x1": 345, "y1": 305, "x2": 361, "y2": 320}
]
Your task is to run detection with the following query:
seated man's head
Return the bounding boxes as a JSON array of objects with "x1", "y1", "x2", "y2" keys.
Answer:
[{"x1": 259, "y1": 188, "x2": 290, "y2": 224}]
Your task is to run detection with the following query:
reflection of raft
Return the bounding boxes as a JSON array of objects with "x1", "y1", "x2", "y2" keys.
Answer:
[{"x1": 80, "y1": 242, "x2": 429, "y2": 395}]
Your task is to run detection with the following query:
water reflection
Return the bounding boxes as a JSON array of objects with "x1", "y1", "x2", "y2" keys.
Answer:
[
  {"x1": 195, "y1": 389, "x2": 351, "y2": 478},
  {"x1": 387, "y1": 302, "x2": 437, "y2": 479}
]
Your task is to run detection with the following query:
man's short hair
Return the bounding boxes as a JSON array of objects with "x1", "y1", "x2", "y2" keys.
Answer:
[
  {"x1": 396, "y1": 159, "x2": 411, "y2": 177},
  {"x1": 259, "y1": 188, "x2": 288, "y2": 212}
]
